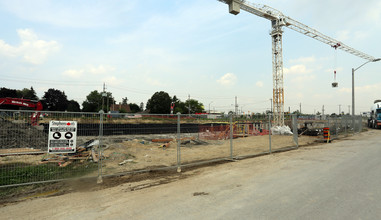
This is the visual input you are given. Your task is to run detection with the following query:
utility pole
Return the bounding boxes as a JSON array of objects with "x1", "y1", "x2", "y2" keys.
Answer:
[
  {"x1": 299, "y1": 103, "x2": 301, "y2": 114},
  {"x1": 102, "y1": 82, "x2": 106, "y2": 111},
  {"x1": 188, "y1": 94, "x2": 190, "y2": 116},
  {"x1": 348, "y1": 105, "x2": 350, "y2": 115},
  {"x1": 339, "y1": 104, "x2": 341, "y2": 115},
  {"x1": 235, "y1": 96, "x2": 238, "y2": 116},
  {"x1": 322, "y1": 105, "x2": 325, "y2": 116},
  {"x1": 270, "y1": 98, "x2": 273, "y2": 113}
]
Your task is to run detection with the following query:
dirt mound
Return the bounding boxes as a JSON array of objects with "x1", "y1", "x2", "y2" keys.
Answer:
[{"x1": 0, "y1": 119, "x2": 48, "y2": 149}]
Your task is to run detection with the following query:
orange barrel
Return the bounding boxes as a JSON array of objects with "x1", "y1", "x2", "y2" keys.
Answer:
[{"x1": 323, "y1": 127, "x2": 330, "y2": 141}]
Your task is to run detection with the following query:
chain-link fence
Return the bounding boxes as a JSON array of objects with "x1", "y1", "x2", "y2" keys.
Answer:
[{"x1": 0, "y1": 110, "x2": 365, "y2": 188}]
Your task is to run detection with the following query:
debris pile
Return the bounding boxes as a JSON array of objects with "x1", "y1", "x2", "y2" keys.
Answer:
[
  {"x1": 40, "y1": 139, "x2": 101, "y2": 167},
  {"x1": 298, "y1": 127, "x2": 321, "y2": 136}
]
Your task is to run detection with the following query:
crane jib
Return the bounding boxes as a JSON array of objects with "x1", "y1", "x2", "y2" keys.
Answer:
[{"x1": 218, "y1": 0, "x2": 376, "y2": 126}]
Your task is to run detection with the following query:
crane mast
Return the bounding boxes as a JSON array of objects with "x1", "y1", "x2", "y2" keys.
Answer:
[{"x1": 218, "y1": 0, "x2": 376, "y2": 126}]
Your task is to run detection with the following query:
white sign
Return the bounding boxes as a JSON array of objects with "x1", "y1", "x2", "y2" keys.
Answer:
[{"x1": 48, "y1": 121, "x2": 77, "y2": 153}]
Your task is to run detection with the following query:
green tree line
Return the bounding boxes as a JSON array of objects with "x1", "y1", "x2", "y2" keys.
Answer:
[{"x1": 0, "y1": 87, "x2": 204, "y2": 114}]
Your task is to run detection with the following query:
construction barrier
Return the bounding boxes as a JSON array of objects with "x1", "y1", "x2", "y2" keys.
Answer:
[{"x1": 323, "y1": 127, "x2": 330, "y2": 142}]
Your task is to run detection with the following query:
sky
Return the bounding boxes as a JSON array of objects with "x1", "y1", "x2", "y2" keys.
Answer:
[{"x1": 0, "y1": 0, "x2": 380, "y2": 115}]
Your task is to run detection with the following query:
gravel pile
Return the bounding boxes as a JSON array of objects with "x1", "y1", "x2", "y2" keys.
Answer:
[{"x1": 0, "y1": 119, "x2": 48, "y2": 149}]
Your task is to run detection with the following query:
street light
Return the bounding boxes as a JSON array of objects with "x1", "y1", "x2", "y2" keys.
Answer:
[{"x1": 352, "y1": 58, "x2": 381, "y2": 116}]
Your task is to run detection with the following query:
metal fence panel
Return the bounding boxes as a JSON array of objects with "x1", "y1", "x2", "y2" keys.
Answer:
[
  {"x1": 0, "y1": 110, "x2": 368, "y2": 188},
  {"x1": 0, "y1": 110, "x2": 99, "y2": 187}
]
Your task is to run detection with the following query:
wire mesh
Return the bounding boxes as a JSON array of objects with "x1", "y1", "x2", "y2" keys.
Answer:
[
  {"x1": 0, "y1": 110, "x2": 99, "y2": 187},
  {"x1": 0, "y1": 110, "x2": 367, "y2": 188}
]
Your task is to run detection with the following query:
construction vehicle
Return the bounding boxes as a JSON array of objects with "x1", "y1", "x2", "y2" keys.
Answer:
[
  {"x1": 0, "y1": 97, "x2": 43, "y2": 125},
  {"x1": 368, "y1": 100, "x2": 381, "y2": 129}
]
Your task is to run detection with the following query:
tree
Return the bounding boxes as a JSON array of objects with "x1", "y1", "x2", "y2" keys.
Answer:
[
  {"x1": 172, "y1": 95, "x2": 185, "y2": 114},
  {"x1": 0, "y1": 87, "x2": 18, "y2": 98},
  {"x1": 185, "y1": 99, "x2": 204, "y2": 114},
  {"x1": 82, "y1": 90, "x2": 115, "y2": 112},
  {"x1": 292, "y1": 110, "x2": 301, "y2": 115},
  {"x1": 43, "y1": 89, "x2": 68, "y2": 111},
  {"x1": 67, "y1": 100, "x2": 81, "y2": 112},
  {"x1": 122, "y1": 97, "x2": 128, "y2": 105},
  {"x1": 146, "y1": 91, "x2": 172, "y2": 114},
  {"x1": 170, "y1": 96, "x2": 204, "y2": 114},
  {"x1": 82, "y1": 90, "x2": 102, "y2": 112},
  {"x1": 129, "y1": 103, "x2": 141, "y2": 113},
  {"x1": 17, "y1": 87, "x2": 38, "y2": 100}
]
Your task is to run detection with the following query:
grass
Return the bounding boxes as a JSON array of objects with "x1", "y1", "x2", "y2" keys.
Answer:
[{"x1": 0, "y1": 161, "x2": 98, "y2": 187}]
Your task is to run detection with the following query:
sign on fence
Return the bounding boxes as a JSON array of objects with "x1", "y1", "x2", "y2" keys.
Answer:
[{"x1": 48, "y1": 121, "x2": 77, "y2": 153}]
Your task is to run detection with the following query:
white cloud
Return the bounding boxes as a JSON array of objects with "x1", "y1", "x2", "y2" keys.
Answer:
[
  {"x1": 62, "y1": 69, "x2": 84, "y2": 78},
  {"x1": 284, "y1": 64, "x2": 311, "y2": 75},
  {"x1": 290, "y1": 56, "x2": 316, "y2": 64},
  {"x1": 102, "y1": 76, "x2": 123, "y2": 86},
  {"x1": 0, "y1": 0, "x2": 134, "y2": 28},
  {"x1": 217, "y1": 73, "x2": 237, "y2": 86},
  {"x1": 89, "y1": 65, "x2": 115, "y2": 75},
  {"x1": 339, "y1": 82, "x2": 381, "y2": 94},
  {"x1": 256, "y1": 81, "x2": 264, "y2": 87},
  {"x1": 62, "y1": 65, "x2": 116, "y2": 79},
  {"x1": 291, "y1": 75, "x2": 316, "y2": 83},
  {"x1": 0, "y1": 29, "x2": 60, "y2": 64},
  {"x1": 145, "y1": 77, "x2": 165, "y2": 87}
]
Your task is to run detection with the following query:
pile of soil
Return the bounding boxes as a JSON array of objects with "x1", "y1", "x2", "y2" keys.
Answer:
[{"x1": 0, "y1": 120, "x2": 47, "y2": 149}]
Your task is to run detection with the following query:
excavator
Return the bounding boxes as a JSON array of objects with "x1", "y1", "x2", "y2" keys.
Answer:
[{"x1": 0, "y1": 97, "x2": 43, "y2": 125}]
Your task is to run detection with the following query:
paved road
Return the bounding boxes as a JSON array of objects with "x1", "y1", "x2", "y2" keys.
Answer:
[{"x1": 1, "y1": 131, "x2": 381, "y2": 219}]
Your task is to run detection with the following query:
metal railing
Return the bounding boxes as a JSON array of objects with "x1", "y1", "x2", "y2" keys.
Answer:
[{"x1": 0, "y1": 110, "x2": 365, "y2": 188}]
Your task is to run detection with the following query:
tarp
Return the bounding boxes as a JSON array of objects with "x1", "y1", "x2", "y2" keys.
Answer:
[{"x1": 271, "y1": 126, "x2": 293, "y2": 135}]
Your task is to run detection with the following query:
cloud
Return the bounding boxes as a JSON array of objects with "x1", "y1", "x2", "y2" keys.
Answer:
[
  {"x1": 0, "y1": 29, "x2": 60, "y2": 64},
  {"x1": 62, "y1": 69, "x2": 84, "y2": 78},
  {"x1": 290, "y1": 75, "x2": 316, "y2": 83},
  {"x1": 145, "y1": 77, "x2": 165, "y2": 87},
  {"x1": 0, "y1": 0, "x2": 134, "y2": 28},
  {"x1": 89, "y1": 65, "x2": 115, "y2": 75},
  {"x1": 289, "y1": 56, "x2": 316, "y2": 64},
  {"x1": 339, "y1": 82, "x2": 381, "y2": 94},
  {"x1": 284, "y1": 64, "x2": 311, "y2": 75},
  {"x1": 62, "y1": 65, "x2": 116, "y2": 79},
  {"x1": 217, "y1": 73, "x2": 237, "y2": 86},
  {"x1": 256, "y1": 81, "x2": 264, "y2": 87},
  {"x1": 102, "y1": 76, "x2": 123, "y2": 86}
]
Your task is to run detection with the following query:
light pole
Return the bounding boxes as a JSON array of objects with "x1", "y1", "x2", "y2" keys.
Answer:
[{"x1": 352, "y1": 58, "x2": 381, "y2": 116}]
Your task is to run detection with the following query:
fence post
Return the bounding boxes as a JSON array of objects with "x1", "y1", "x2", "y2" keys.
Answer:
[
  {"x1": 97, "y1": 110, "x2": 104, "y2": 184},
  {"x1": 345, "y1": 116, "x2": 348, "y2": 136},
  {"x1": 292, "y1": 114, "x2": 298, "y2": 148},
  {"x1": 229, "y1": 113, "x2": 233, "y2": 159},
  {"x1": 268, "y1": 113, "x2": 272, "y2": 154},
  {"x1": 177, "y1": 113, "x2": 181, "y2": 173}
]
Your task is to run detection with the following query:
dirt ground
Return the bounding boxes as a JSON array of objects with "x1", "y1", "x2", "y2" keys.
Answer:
[
  {"x1": 99, "y1": 133, "x2": 318, "y2": 174},
  {"x1": 0, "y1": 132, "x2": 319, "y2": 206},
  {"x1": 0, "y1": 132, "x2": 318, "y2": 176},
  {"x1": 0, "y1": 129, "x2": 376, "y2": 219}
]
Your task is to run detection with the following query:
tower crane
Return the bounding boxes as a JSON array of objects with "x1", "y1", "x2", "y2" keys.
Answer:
[{"x1": 218, "y1": 0, "x2": 377, "y2": 126}]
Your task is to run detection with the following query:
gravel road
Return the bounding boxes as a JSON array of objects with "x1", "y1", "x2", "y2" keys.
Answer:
[{"x1": 1, "y1": 130, "x2": 381, "y2": 219}]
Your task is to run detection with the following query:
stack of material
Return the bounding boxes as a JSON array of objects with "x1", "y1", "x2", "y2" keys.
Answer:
[{"x1": 40, "y1": 139, "x2": 101, "y2": 167}]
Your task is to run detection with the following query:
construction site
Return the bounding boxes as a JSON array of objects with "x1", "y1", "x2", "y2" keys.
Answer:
[
  {"x1": 0, "y1": 1, "x2": 380, "y2": 218},
  {"x1": 0, "y1": 109, "x2": 364, "y2": 190}
]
